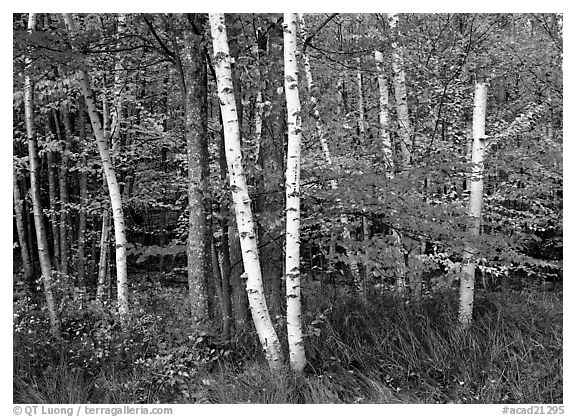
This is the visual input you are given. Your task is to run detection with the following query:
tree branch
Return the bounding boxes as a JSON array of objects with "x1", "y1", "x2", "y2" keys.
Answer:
[
  {"x1": 142, "y1": 14, "x2": 175, "y2": 59},
  {"x1": 303, "y1": 13, "x2": 339, "y2": 52}
]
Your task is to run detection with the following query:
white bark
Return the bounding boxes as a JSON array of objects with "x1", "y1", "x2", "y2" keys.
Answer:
[
  {"x1": 459, "y1": 82, "x2": 487, "y2": 328},
  {"x1": 96, "y1": 209, "x2": 110, "y2": 300},
  {"x1": 110, "y1": 13, "x2": 126, "y2": 149},
  {"x1": 63, "y1": 13, "x2": 129, "y2": 317},
  {"x1": 25, "y1": 13, "x2": 59, "y2": 336},
  {"x1": 13, "y1": 169, "x2": 33, "y2": 283},
  {"x1": 254, "y1": 90, "x2": 263, "y2": 161},
  {"x1": 297, "y1": 14, "x2": 333, "y2": 174},
  {"x1": 374, "y1": 50, "x2": 393, "y2": 172},
  {"x1": 392, "y1": 229, "x2": 406, "y2": 296},
  {"x1": 388, "y1": 13, "x2": 411, "y2": 170},
  {"x1": 356, "y1": 60, "x2": 366, "y2": 136},
  {"x1": 283, "y1": 13, "x2": 306, "y2": 373},
  {"x1": 209, "y1": 13, "x2": 284, "y2": 371}
]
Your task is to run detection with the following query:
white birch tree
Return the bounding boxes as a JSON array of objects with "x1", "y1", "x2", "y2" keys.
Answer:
[
  {"x1": 374, "y1": 50, "x2": 393, "y2": 172},
  {"x1": 388, "y1": 13, "x2": 411, "y2": 171},
  {"x1": 459, "y1": 82, "x2": 488, "y2": 328},
  {"x1": 283, "y1": 13, "x2": 306, "y2": 373},
  {"x1": 297, "y1": 13, "x2": 333, "y2": 168},
  {"x1": 209, "y1": 13, "x2": 284, "y2": 371},
  {"x1": 13, "y1": 168, "x2": 33, "y2": 282},
  {"x1": 62, "y1": 13, "x2": 129, "y2": 316},
  {"x1": 24, "y1": 13, "x2": 60, "y2": 336}
]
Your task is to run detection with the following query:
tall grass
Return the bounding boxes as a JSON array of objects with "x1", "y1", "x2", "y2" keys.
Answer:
[{"x1": 13, "y1": 285, "x2": 562, "y2": 404}]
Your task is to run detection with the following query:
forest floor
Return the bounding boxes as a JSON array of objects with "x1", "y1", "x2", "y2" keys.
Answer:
[{"x1": 13, "y1": 272, "x2": 562, "y2": 404}]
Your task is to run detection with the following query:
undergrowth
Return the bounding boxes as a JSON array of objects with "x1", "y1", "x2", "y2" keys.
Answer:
[{"x1": 13, "y1": 277, "x2": 562, "y2": 404}]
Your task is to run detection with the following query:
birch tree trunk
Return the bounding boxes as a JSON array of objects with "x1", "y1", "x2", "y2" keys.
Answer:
[
  {"x1": 283, "y1": 13, "x2": 306, "y2": 373},
  {"x1": 356, "y1": 61, "x2": 366, "y2": 138},
  {"x1": 45, "y1": 122, "x2": 61, "y2": 272},
  {"x1": 297, "y1": 13, "x2": 333, "y2": 170},
  {"x1": 374, "y1": 50, "x2": 394, "y2": 172},
  {"x1": 218, "y1": 127, "x2": 241, "y2": 335},
  {"x1": 388, "y1": 13, "x2": 411, "y2": 171},
  {"x1": 25, "y1": 13, "x2": 59, "y2": 336},
  {"x1": 51, "y1": 110, "x2": 67, "y2": 266},
  {"x1": 209, "y1": 13, "x2": 284, "y2": 371},
  {"x1": 109, "y1": 13, "x2": 126, "y2": 149},
  {"x1": 58, "y1": 106, "x2": 74, "y2": 276},
  {"x1": 77, "y1": 100, "x2": 87, "y2": 287},
  {"x1": 459, "y1": 82, "x2": 488, "y2": 329},
  {"x1": 63, "y1": 13, "x2": 129, "y2": 317},
  {"x1": 13, "y1": 168, "x2": 33, "y2": 282},
  {"x1": 96, "y1": 209, "x2": 110, "y2": 300}
]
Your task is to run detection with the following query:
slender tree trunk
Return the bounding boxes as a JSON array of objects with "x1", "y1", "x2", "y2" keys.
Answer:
[
  {"x1": 89, "y1": 230, "x2": 98, "y2": 285},
  {"x1": 110, "y1": 13, "x2": 126, "y2": 150},
  {"x1": 298, "y1": 14, "x2": 340, "y2": 287},
  {"x1": 356, "y1": 61, "x2": 366, "y2": 138},
  {"x1": 374, "y1": 50, "x2": 394, "y2": 172},
  {"x1": 217, "y1": 125, "x2": 240, "y2": 335},
  {"x1": 97, "y1": 209, "x2": 110, "y2": 300},
  {"x1": 211, "y1": 238, "x2": 224, "y2": 322},
  {"x1": 219, "y1": 129, "x2": 247, "y2": 334},
  {"x1": 464, "y1": 119, "x2": 473, "y2": 193},
  {"x1": 392, "y1": 229, "x2": 406, "y2": 296},
  {"x1": 253, "y1": 90, "x2": 263, "y2": 160},
  {"x1": 25, "y1": 13, "x2": 59, "y2": 336},
  {"x1": 77, "y1": 101, "x2": 88, "y2": 287},
  {"x1": 219, "y1": 238, "x2": 233, "y2": 338},
  {"x1": 24, "y1": 194, "x2": 37, "y2": 280},
  {"x1": 63, "y1": 13, "x2": 129, "y2": 317},
  {"x1": 298, "y1": 13, "x2": 333, "y2": 170},
  {"x1": 459, "y1": 82, "x2": 488, "y2": 329},
  {"x1": 45, "y1": 124, "x2": 61, "y2": 272},
  {"x1": 254, "y1": 20, "x2": 285, "y2": 321},
  {"x1": 209, "y1": 13, "x2": 284, "y2": 371},
  {"x1": 182, "y1": 14, "x2": 211, "y2": 325},
  {"x1": 58, "y1": 107, "x2": 73, "y2": 276},
  {"x1": 388, "y1": 13, "x2": 411, "y2": 171},
  {"x1": 13, "y1": 169, "x2": 33, "y2": 282},
  {"x1": 283, "y1": 13, "x2": 307, "y2": 372},
  {"x1": 229, "y1": 217, "x2": 249, "y2": 330}
]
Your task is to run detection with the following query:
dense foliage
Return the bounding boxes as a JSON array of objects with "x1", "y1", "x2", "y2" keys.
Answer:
[{"x1": 13, "y1": 13, "x2": 562, "y2": 404}]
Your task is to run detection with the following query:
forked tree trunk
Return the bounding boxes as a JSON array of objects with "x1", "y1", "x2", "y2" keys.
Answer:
[
  {"x1": 25, "y1": 13, "x2": 59, "y2": 336},
  {"x1": 209, "y1": 13, "x2": 284, "y2": 371},
  {"x1": 459, "y1": 82, "x2": 488, "y2": 328},
  {"x1": 388, "y1": 13, "x2": 411, "y2": 171},
  {"x1": 63, "y1": 13, "x2": 129, "y2": 317},
  {"x1": 283, "y1": 13, "x2": 306, "y2": 373},
  {"x1": 13, "y1": 169, "x2": 33, "y2": 282}
]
